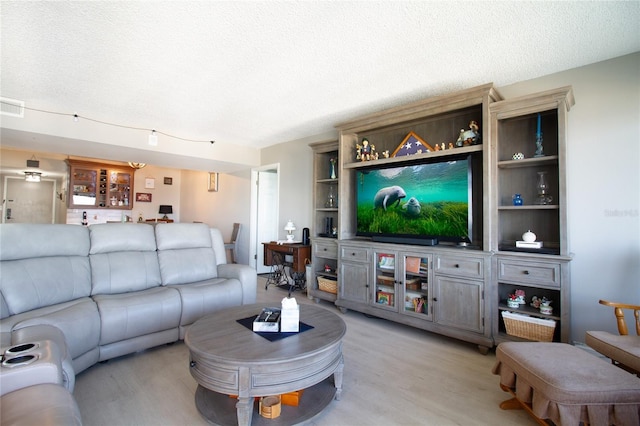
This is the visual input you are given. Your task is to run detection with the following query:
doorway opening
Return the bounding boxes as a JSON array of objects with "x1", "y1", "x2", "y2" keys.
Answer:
[
  {"x1": 249, "y1": 164, "x2": 279, "y2": 273},
  {"x1": 3, "y1": 176, "x2": 57, "y2": 223}
]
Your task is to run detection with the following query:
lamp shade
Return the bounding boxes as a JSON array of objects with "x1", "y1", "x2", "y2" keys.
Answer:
[
  {"x1": 159, "y1": 205, "x2": 173, "y2": 215},
  {"x1": 284, "y1": 220, "x2": 296, "y2": 232}
]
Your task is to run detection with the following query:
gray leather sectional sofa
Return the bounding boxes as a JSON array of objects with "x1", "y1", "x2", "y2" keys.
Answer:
[{"x1": 0, "y1": 222, "x2": 257, "y2": 425}]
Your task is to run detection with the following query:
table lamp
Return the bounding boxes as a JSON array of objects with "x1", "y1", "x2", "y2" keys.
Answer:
[
  {"x1": 284, "y1": 220, "x2": 296, "y2": 242},
  {"x1": 159, "y1": 205, "x2": 173, "y2": 220}
]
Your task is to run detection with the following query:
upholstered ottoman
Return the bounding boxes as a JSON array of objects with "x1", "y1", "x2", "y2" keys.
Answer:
[{"x1": 492, "y1": 342, "x2": 640, "y2": 426}]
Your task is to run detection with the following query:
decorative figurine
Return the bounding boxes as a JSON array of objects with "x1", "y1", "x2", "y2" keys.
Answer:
[
  {"x1": 455, "y1": 129, "x2": 466, "y2": 147},
  {"x1": 540, "y1": 298, "x2": 553, "y2": 314},
  {"x1": 355, "y1": 138, "x2": 378, "y2": 161},
  {"x1": 382, "y1": 150, "x2": 390, "y2": 158},
  {"x1": 361, "y1": 139, "x2": 371, "y2": 161},
  {"x1": 456, "y1": 120, "x2": 481, "y2": 146}
]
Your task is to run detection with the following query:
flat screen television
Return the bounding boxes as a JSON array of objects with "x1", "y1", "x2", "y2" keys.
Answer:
[{"x1": 355, "y1": 154, "x2": 481, "y2": 246}]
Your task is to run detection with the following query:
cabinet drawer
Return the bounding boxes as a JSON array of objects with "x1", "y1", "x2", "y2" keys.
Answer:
[
  {"x1": 313, "y1": 240, "x2": 337, "y2": 259},
  {"x1": 434, "y1": 255, "x2": 483, "y2": 279},
  {"x1": 498, "y1": 259, "x2": 560, "y2": 287},
  {"x1": 340, "y1": 246, "x2": 369, "y2": 263}
]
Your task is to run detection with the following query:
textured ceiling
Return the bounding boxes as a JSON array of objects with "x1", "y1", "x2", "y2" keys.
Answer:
[{"x1": 1, "y1": 1, "x2": 639, "y2": 151}]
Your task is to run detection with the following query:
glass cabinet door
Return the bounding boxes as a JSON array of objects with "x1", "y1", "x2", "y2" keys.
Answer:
[
  {"x1": 402, "y1": 255, "x2": 431, "y2": 319},
  {"x1": 109, "y1": 171, "x2": 131, "y2": 207},
  {"x1": 374, "y1": 251, "x2": 396, "y2": 309},
  {"x1": 71, "y1": 168, "x2": 97, "y2": 206}
]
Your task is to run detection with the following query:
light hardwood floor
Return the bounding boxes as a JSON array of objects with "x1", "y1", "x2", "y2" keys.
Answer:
[{"x1": 73, "y1": 277, "x2": 535, "y2": 425}]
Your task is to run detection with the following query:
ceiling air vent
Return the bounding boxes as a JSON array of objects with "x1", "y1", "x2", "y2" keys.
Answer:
[{"x1": 0, "y1": 97, "x2": 25, "y2": 118}]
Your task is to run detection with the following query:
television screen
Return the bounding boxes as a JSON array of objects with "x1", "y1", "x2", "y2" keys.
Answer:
[{"x1": 356, "y1": 156, "x2": 472, "y2": 244}]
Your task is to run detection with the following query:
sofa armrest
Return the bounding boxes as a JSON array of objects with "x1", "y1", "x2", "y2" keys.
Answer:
[{"x1": 217, "y1": 264, "x2": 257, "y2": 304}]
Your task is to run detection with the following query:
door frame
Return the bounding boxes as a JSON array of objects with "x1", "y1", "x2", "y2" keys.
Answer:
[
  {"x1": 249, "y1": 163, "x2": 280, "y2": 273},
  {"x1": 3, "y1": 176, "x2": 57, "y2": 224}
]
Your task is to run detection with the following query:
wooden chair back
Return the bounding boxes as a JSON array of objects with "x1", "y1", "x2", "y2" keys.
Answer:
[{"x1": 599, "y1": 300, "x2": 640, "y2": 336}]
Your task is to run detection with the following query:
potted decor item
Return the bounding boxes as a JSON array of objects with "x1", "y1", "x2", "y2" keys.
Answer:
[
  {"x1": 539, "y1": 298, "x2": 553, "y2": 315},
  {"x1": 507, "y1": 294, "x2": 520, "y2": 308}
]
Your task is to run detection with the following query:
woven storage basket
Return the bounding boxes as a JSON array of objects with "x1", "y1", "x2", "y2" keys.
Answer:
[
  {"x1": 502, "y1": 311, "x2": 556, "y2": 342},
  {"x1": 317, "y1": 276, "x2": 337, "y2": 294}
]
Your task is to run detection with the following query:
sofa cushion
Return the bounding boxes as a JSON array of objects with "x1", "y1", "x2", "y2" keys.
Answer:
[
  {"x1": 170, "y1": 278, "x2": 243, "y2": 326},
  {"x1": 155, "y1": 223, "x2": 212, "y2": 251},
  {"x1": 90, "y1": 251, "x2": 162, "y2": 295},
  {"x1": 92, "y1": 287, "x2": 181, "y2": 346},
  {"x1": 89, "y1": 223, "x2": 162, "y2": 295},
  {"x1": 89, "y1": 223, "x2": 157, "y2": 254},
  {"x1": 3, "y1": 298, "x2": 101, "y2": 363},
  {"x1": 0, "y1": 224, "x2": 91, "y2": 317},
  {"x1": 0, "y1": 224, "x2": 90, "y2": 261},
  {"x1": 0, "y1": 383, "x2": 82, "y2": 426},
  {"x1": 155, "y1": 223, "x2": 218, "y2": 284},
  {"x1": 1, "y1": 257, "x2": 92, "y2": 317}
]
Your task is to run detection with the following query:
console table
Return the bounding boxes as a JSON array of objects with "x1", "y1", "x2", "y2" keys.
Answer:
[
  {"x1": 262, "y1": 241, "x2": 311, "y2": 296},
  {"x1": 263, "y1": 242, "x2": 311, "y2": 296},
  {"x1": 262, "y1": 242, "x2": 310, "y2": 273}
]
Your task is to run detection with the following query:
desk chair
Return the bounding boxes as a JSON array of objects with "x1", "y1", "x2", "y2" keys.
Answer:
[{"x1": 224, "y1": 223, "x2": 241, "y2": 264}]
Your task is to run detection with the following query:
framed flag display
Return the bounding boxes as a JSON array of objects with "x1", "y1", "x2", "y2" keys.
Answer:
[{"x1": 391, "y1": 131, "x2": 434, "y2": 157}]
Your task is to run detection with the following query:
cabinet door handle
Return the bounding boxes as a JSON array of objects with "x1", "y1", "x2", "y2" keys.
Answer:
[
  {"x1": 432, "y1": 297, "x2": 438, "y2": 302},
  {"x1": 454, "y1": 264, "x2": 460, "y2": 268},
  {"x1": 523, "y1": 270, "x2": 530, "y2": 275},
  {"x1": 323, "y1": 248, "x2": 327, "y2": 251}
]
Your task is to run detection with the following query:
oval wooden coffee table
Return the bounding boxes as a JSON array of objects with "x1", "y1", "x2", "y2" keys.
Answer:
[{"x1": 185, "y1": 303, "x2": 346, "y2": 426}]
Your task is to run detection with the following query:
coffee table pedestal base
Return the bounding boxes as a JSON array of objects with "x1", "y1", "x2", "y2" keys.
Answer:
[{"x1": 195, "y1": 377, "x2": 337, "y2": 426}]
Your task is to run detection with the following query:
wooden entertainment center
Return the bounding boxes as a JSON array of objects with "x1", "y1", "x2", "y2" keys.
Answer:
[{"x1": 309, "y1": 84, "x2": 574, "y2": 352}]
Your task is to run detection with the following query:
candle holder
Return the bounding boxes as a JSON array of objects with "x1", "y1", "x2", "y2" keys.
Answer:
[
  {"x1": 534, "y1": 113, "x2": 545, "y2": 157},
  {"x1": 535, "y1": 171, "x2": 553, "y2": 205},
  {"x1": 325, "y1": 185, "x2": 337, "y2": 208}
]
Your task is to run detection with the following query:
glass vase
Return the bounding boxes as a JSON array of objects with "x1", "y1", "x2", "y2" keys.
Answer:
[{"x1": 512, "y1": 193, "x2": 523, "y2": 206}]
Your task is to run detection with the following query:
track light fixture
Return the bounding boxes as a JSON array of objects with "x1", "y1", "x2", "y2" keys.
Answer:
[{"x1": 0, "y1": 100, "x2": 216, "y2": 145}]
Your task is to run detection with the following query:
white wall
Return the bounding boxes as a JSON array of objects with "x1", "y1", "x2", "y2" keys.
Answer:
[
  {"x1": 179, "y1": 168, "x2": 252, "y2": 264},
  {"x1": 499, "y1": 52, "x2": 640, "y2": 343},
  {"x1": 130, "y1": 166, "x2": 182, "y2": 222},
  {"x1": 260, "y1": 134, "x2": 320, "y2": 242}
]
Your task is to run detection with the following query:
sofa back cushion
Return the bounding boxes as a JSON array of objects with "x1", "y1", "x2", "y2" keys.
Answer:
[
  {"x1": 0, "y1": 224, "x2": 91, "y2": 317},
  {"x1": 89, "y1": 223, "x2": 161, "y2": 295},
  {"x1": 155, "y1": 223, "x2": 218, "y2": 285}
]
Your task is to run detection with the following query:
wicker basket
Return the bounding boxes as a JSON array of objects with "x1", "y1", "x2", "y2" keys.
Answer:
[
  {"x1": 502, "y1": 311, "x2": 556, "y2": 342},
  {"x1": 317, "y1": 276, "x2": 337, "y2": 294}
]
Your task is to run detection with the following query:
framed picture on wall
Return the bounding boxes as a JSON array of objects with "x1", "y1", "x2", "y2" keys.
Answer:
[
  {"x1": 208, "y1": 172, "x2": 218, "y2": 192},
  {"x1": 145, "y1": 178, "x2": 155, "y2": 189},
  {"x1": 136, "y1": 193, "x2": 152, "y2": 202},
  {"x1": 164, "y1": 177, "x2": 173, "y2": 185}
]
